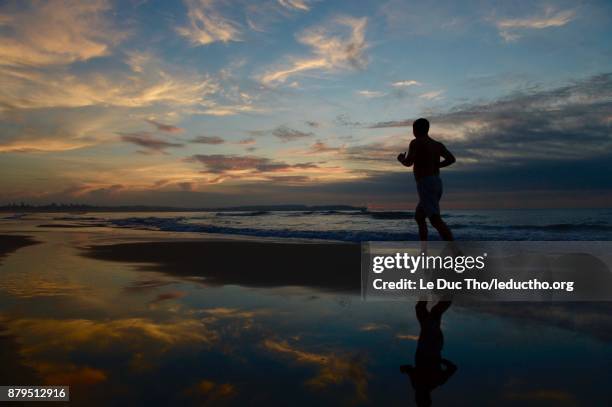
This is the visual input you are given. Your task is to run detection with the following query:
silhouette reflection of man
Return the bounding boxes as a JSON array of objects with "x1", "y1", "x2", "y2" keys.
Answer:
[
  {"x1": 397, "y1": 118, "x2": 455, "y2": 242},
  {"x1": 400, "y1": 300, "x2": 456, "y2": 407}
]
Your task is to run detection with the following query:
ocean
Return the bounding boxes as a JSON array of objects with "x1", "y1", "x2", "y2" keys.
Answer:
[{"x1": 6, "y1": 208, "x2": 611, "y2": 241}]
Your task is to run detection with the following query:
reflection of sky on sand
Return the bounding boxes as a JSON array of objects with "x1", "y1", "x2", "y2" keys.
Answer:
[{"x1": 0, "y1": 228, "x2": 611, "y2": 405}]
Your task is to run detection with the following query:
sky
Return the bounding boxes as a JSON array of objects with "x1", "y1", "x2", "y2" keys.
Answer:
[{"x1": 1, "y1": 0, "x2": 611, "y2": 209}]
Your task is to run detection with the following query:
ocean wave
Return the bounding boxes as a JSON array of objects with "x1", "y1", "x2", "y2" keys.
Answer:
[
  {"x1": 215, "y1": 211, "x2": 270, "y2": 217},
  {"x1": 362, "y1": 211, "x2": 415, "y2": 220},
  {"x1": 209, "y1": 209, "x2": 469, "y2": 220},
  {"x1": 109, "y1": 217, "x2": 419, "y2": 242},
  {"x1": 451, "y1": 223, "x2": 612, "y2": 232}
]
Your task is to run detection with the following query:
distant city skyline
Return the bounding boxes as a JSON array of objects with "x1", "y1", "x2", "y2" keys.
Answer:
[{"x1": 2, "y1": 0, "x2": 611, "y2": 208}]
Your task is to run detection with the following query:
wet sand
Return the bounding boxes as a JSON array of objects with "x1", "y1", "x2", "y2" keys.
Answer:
[
  {"x1": 0, "y1": 234, "x2": 38, "y2": 261},
  {"x1": 0, "y1": 225, "x2": 611, "y2": 405},
  {"x1": 84, "y1": 240, "x2": 361, "y2": 292}
]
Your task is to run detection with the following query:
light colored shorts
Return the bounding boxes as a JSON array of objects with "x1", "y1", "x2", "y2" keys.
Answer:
[{"x1": 416, "y1": 175, "x2": 443, "y2": 217}]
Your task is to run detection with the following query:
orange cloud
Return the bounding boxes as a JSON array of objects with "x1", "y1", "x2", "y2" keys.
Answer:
[
  {"x1": 185, "y1": 379, "x2": 237, "y2": 402},
  {"x1": 177, "y1": 0, "x2": 242, "y2": 46},
  {"x1": 0, "y1": 0, "x2": 123, "y2": 67},
  {"x1": 263, "y1": 339, "x2": 369, "y2": 402}
]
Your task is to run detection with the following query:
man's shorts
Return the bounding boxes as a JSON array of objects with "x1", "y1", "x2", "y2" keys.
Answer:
[{"x1": 416, "y1": 175, "x2": 443, "y2": 218}]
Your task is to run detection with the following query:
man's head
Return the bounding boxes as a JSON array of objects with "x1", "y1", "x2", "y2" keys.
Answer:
[{"x1": 413, "y1": 118, "x2": 429, "y2": 138}]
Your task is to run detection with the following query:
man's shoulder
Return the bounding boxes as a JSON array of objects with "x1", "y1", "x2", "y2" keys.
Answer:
[{"x1": 429, "y1": 138, "x2": 446, "y2": 149}]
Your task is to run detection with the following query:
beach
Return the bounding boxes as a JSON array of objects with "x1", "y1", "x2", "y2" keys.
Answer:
[{"x1": 0, "y1": 212, "x2": 611, "y2": 405}]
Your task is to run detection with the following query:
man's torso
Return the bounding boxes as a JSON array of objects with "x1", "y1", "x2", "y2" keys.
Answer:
[{"x1": 411, "y1": 137, "x2": 443, "y2": 181}]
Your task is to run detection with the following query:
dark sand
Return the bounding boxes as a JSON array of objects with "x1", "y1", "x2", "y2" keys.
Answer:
[
  {"x1": 0, "y1": 235, "x2": 38, "y2": 261},
  {"x1": 84, "y1": 240, "x2": 361, "y2": 292}
]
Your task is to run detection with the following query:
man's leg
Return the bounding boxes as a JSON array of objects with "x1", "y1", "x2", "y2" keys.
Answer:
[
  {"x1": 427, "y1": 177, "x2": 454, "y2": 241},
  {"x1": 415, "y1": 207, "x2": 428, "y2": 241},
  {"x1": 430, "y1": 300, "x2": 452, "y2": 320},
  {"x1": 429, "y1": 214, "x2": 454, "y2": 241},
  {"x1": 415, "y1": 300, "x2": 429, "y2": 324}
]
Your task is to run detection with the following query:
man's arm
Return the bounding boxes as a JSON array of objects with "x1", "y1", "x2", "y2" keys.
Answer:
[
  {"x1": 438, "y1": 144, "x2": 455, "y2": 168},
  {"x1": 397, "y1": 141, "x2": 416, "y2": 167}
]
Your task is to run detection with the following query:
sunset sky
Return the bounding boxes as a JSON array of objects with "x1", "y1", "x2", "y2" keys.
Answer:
[{"x1": 1, "y1": 0, "x2": 611, "y2": 208}]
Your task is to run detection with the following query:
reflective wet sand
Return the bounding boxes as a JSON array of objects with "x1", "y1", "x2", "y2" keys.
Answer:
[{"x1": 1, "y1": 219, "x2": 611, "y2": 405}]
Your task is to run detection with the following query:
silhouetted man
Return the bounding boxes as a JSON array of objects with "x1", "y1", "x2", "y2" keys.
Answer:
[
  {"x1": 400, "y1": 300, "x2": 456, "y2": 407},
  {"x1": 397, "y1": 118, "x2": 455, "y2": 241}
]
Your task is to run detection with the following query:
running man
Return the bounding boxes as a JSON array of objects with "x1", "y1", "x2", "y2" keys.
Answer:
[{"x1": 397, "y1": 118, "x2": 455, "y2": 241}]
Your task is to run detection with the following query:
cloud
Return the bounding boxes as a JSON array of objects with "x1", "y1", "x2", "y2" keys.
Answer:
[
  {"x1": 177, "y1": 0, "x2": 241, "y2": 46},
  {"x1": 260, "y1": 16, "x2": 368, "y2": 85},
  {"x1": 7, "y1": 316, "x2": 219, "y2": 350},
  {"x1": 191, "y1": 136, "x2": 225, "y2": 144},
  {"x1": 237, "y1": 137, "x2": 256, "y2": 145},
  {"x1": 425, "y1": 73, "x2": 612, "y2": 164},
  {"x1": 356, "y1": 90, "x2": 385, "y2": 98},
  {"x1": 305, "y1": 121, "x2": 320, "y2": 128},
  {"x1": 187, "y1": 379, "x2": 237, "y2": 402},
  {"x1": 64, "y1": 184, "x2": 126, "y2": 200},
  {"x1": 395, "y1": 333, "x2": 419, "y2": 341},
  {"x1": 359, "y1": 323, "x2": 390, "y2": 331},
  {"x1": 195, "y1": 104, "x2": 260, "y2": 116},
  {"x1": 0, "y1": 42, "x2": 255, "y2": 154},
  {"x1": 184, "y1": 152, "x2": 348, "y2": 184},
  {"x1": 0, "y1": 0, "x2": 123, "y2": 67},
  {"x1": 197, "y1": 307, "x2": 267, "y2": 322},
  {"x1": 243, "y1": 0, "x2": 315, "y2": 34},
  {"x1": 0, "y1": 137, "x2": 94, "y2": 153},
  {"x1": 272, "y1": 125, "x2": 314, "y2": 142},
  {"x1": 0, "y1": 275, "x2": 87, "y2": 298},
  {"x1": 334, "y1": 113, "x2": 363, "y2": 127},
  {"x1": 263, "y1": 339, "x2": 368, "y2": 403},
  {"x1": 119, "y1": 132, "x2": 184, "y2": 153},
  {"x1": 367, "y1": 120, "x2": 412, "y2": 129},
  {"x1": 41, "y1": 365, "x2": 108, "y2": 386},
  {"x1": 277, "y1": 0, "x2": 311, "y2": 12},
  {"x1": 391, "y1": 80, "x2": 421, "y2": 87},
  {"x1": 149, "y1": 291, "x2": 187, "y2": 304},
  {"x1": 495, "y1": 7, "x2": 575, "y2": 42},
  {"x1": 146, "y1": 119, "x2": 184, "y2": 134},
  {"x1": 418, "y1": 90, "x2": 445, "y2": 100},
  {"x1": 0, "y1": 107, "x2": 126, "y2": 153},
  {"x1": 0, "y1": 64, "x2": 220, "y2": 110},
  {"x1": 265, "y1": 175, "x2": 311, "y2": 183},
  {"x1": 308, "y1": 141, "x2": 344, "y2": 155},
  {"x1": 125, "y1": 51, "x2": 151, "y2": 73},
  {"x1": 188, "y1": 154, "x2": 319, "y2": 174},
  {"x1": 369, "y1": 73, "x2": 612, "y2": 165},
  {"x1": 340, "y1": 73, "x2": 612, "y2": 206},
  {"x1": 124, "y1": 279, "x2": 176, "y2": 291}
]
